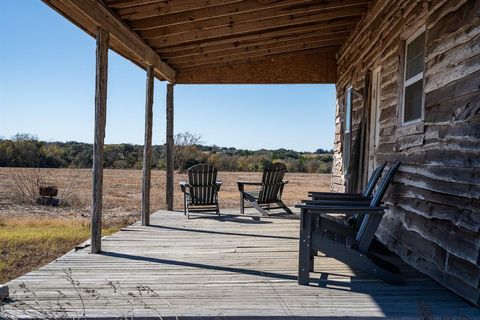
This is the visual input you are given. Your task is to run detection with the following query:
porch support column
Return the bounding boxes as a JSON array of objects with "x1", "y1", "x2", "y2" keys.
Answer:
[
  {"x1": 141, "y1": 66, "x2": 154, "y2": 226},
  {"x1": 91, "y1": 28, "x2": 109, "y2": 254},
  {"x1": 166, "y1": 83, "x2": 174, "y2": 211}
]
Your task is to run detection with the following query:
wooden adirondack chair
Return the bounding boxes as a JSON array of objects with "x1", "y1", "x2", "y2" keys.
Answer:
[
  {"x1": 303, "y1": 162, "x2": 387, "y2": 230},
  {"x1": 237, "y1": 162, "x2": 293, "y2": 216},
  {"x1": 180, "y1": 164, "x2": 222, "y2": 219},
  {"x1": 297, "y1": 162, "x2": 402, "y2": 285}
]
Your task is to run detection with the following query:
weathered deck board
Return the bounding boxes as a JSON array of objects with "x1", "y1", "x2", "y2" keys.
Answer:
[{"x1": 1, "y1": 210, "x2": 479, "y2": 319}]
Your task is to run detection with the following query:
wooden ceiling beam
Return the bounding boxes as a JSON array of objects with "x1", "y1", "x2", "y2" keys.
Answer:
[
  {"x1": 164, "y1": 32, "x2": 350, "y2": 64},
  {"x1": 128, "y1": 0, "x2": 370, "y2": 30},
  {"x1": 103, "y1": 0, "x2": 162, "y2": 9},
  {"x1": 140, "y1": 6, "x2": 366, "y2": 43},
  {"x1": 154, "y1": 22, "x2": 357, "y2": 56},
  {"x1": 172, "y1": 42, "x2": 342, "y2": 69},
  {"x1": 144, "y1": 9, "x2": 364, "y2": 48},
  {"x1": 43, "y1": 0, "x2": 176, "y2": 82},
  {"x1": 112, "y1": 0, "x2": 236, "y2": 17}
]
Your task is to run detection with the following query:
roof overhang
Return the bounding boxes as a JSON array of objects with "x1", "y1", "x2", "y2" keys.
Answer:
[{"x1": 42, "y1": 0, "x2": 373, "y2": 84}]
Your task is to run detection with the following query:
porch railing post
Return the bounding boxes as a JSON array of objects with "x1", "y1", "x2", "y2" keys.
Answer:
[
  {"x1": 141, "y1": 66, "x2": 154, "y2": 226},
  {"x1": 91, "y1": 27, "x2": 109, "y2": 254},
  {"x1": 166, "y1": 83, "x2": 174, "y2": 211}
]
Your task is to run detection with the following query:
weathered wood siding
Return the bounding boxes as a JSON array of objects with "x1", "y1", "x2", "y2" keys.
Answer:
[{"x1": 332, "y1": 0, "x2": 480, "y2": 305}]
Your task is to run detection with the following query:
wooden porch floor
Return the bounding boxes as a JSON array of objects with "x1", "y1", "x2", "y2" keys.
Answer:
[{"x1": 1, "y1": 210, "x2": 479, "y2": 319}]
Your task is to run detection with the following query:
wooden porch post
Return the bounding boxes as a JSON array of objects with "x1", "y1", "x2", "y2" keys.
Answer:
[
  {"x1": 141, "y1": 66, "x2": 154, "y2": 226},
  {"x1": 91, "y1": 28, "x2": 109, "y2": 254},
  {"x1": 166, "y1": 83, "x2": 174, "y2": 211}
]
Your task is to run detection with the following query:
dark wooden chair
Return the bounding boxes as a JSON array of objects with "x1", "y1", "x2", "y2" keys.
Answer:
[
  {"x1": 302, "y1": 162, "x2": 387, "y2": 230},
  {"x1": 297, "y1": 162, "x2": 402, "y2": 285},
  {"x1": 237, "y1": 162, "x2": 293, "y2": 216},
  {"x1": 307, "y1": 162, "x2": 386, "y2": 201},
  {"x1": 180, "y1": 164, "x2": 222, "y2": 219}
]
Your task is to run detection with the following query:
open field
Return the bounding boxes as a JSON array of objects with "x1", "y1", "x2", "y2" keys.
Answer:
[
  {"x1": 0, "y1": 167, "x2": 331, "y2": 215},
  {"x1": 0, "y1": 167, "x2": 331, "y2": 283}
]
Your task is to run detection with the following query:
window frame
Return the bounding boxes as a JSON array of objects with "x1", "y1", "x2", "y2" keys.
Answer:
[
  {"x1": 342, "y1": 86, "x2": 352, "y2": 174},
  {"x1": 401, "y1": 26, "x2": 426, "y2": 126}
]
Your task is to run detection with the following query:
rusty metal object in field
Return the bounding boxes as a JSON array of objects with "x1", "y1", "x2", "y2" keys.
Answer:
[{"x1": 36, "y1": 185, "x2": 59, "y2": 206}]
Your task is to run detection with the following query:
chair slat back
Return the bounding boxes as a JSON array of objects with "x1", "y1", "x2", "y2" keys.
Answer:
[
  {"x1": 363, "y1": 162, "x2": 387, "y2": 197},
  {"x1": 354, "y1": 161, "x2": 401, "y2": 253},
  {"x1": 258, "y1": 163, "x2": 287, "y2": 204},
  {"x1": 188, "y1": 164, "x2": 218, "y2": 205}
]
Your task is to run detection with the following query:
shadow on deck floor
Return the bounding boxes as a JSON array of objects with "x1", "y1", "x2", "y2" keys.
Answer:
[{"x1": 1, "y1": 210, "x2": 479, "y2": 319}]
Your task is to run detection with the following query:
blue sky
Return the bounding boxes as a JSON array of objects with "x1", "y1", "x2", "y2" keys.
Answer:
[{"x1": 0, "y1": 1, "x2": 336, "y2": 152}]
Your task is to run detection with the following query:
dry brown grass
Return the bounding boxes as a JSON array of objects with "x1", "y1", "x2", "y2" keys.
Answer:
[{"x1": 0, "y1": 167, "x2": 331, "y2": 215}]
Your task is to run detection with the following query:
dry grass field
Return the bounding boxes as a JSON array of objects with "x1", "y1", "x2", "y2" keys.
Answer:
[
  {"x1": 0, "y1": 167, "x2": 331, "y2": 283},
  {"x1": 0, "y1": 167, "x2": 331, "y2": 214}
]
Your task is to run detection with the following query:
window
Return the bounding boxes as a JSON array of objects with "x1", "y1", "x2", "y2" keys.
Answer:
[
  {"x1": 342, "y1": 87, "x2": 352, "y2": 174},
  {"x1": 402, "y1": 28, "x2": 426, "y2": 124}
]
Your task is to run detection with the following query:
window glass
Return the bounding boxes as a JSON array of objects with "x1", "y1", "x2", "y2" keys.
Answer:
[
  {"x1": 343, "y1": 87, "x2": 352, "y2": 173},
  {"x1": 403, "y1": 30, "x2": 426, "y2": 124},
  {"x1": 345, "y1": 88, "x2": 352, "y2": 133},
  {"x1": 405, "y1": 32, "x2": 425, "y2": 80},
  {"x1": 404, "y1": 79, "x2": 423, "y2": 122}
]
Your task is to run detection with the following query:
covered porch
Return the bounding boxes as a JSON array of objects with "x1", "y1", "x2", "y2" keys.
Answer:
[
  {"x1": 1, "y1": 0, "x2": 479, "y2": 317},
  {"x1": 3, "y1": 210, "x2": 478, "y2": 319}
]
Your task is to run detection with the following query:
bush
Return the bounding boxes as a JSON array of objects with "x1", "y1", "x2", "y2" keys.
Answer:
[{"x1": 0, "y1": 133, "x2": 334, "y2": 174}]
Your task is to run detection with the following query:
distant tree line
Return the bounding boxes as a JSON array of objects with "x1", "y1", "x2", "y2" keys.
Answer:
[{"x1": 0, "y1": 133, "x2": 333, "y2": 174}]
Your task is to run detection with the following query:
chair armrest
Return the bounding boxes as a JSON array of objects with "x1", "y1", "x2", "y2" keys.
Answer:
[
  {"x1": 237, "y1": 181, "x2": 262, "y2": 192},
  {"x1": 179, "y1": 181, "x2": 190, "y2": 193},
  {"x1": 308, "y1": 191, "x2": 364, "y2": 197},
  {"x1": 296, "y1": 204, "x2": 387, "y2": 214},
  {"x1": 310, "y1": 195, "x2": 372, "y2": 201},
  {"x1": 237, "y1": 181, "x2": 263, "y2": 186},
  {"x1": 301, "y1": 199, "x2": 372, "y2": 206}
]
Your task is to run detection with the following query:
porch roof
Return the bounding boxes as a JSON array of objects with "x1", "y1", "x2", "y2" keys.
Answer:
[{"x1": 42, "y1": 0, "x2": 373, "y2": 84}]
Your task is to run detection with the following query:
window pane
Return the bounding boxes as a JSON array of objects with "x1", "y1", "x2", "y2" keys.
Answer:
[
  {"x1": 405, "y1": 32, "x2": 425, "y2": 80},
  {"x1": 342, "y1": 132, "x2": 351, "y2": 173},
  {"x1": 345, "y1": 88, "x2": 352, "y2": 133},
  {"x1": 404, "y1": 79, "x2": 423, "y2": 122}
]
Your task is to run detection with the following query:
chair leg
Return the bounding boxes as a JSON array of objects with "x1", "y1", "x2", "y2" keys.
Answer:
[
  {"x1": 278, "y1": 201, "x2": 294, "y2": 215},
  {"x1": 310, "y1": 249, "x2": 316, "y2": 271},
  {"x1": 240, "y1": 192, "x2": 244, "y2": 214},
  {"x1": 298, "y1": 209, "x2": 313, "y2": 285},
  {"x1": 183, "y1": 194, "x2": 187, "y2": 216},
  {"x1": 217, "y1": 204, "x2": 220, "y2": 217},
  {"x1": 250, "y1": 200, "x2": 271, "y2": 216}
]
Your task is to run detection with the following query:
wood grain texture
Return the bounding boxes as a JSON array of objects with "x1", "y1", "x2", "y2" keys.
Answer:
[
  {"x1": 331, "y1": 0, "x2": 480, "y2": 305},
  {"x1": 2, "y1": 210, "x2": 479, "y2": 319},
  {"x1": 176, "y1": 50, "x2": 337, "y2": 84},
  {"x1": 91, "y1": 28, "x2": 109, "y2": 254},
  {"x1": 165, "y1": 84, "x2": 174, "y2": 211},
  {"x1": 43, "y1": 0, "x2": 374, "y2": 84},
  {"x1": 141, "y1": 66, "x2": 154, "y2": 226}
]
